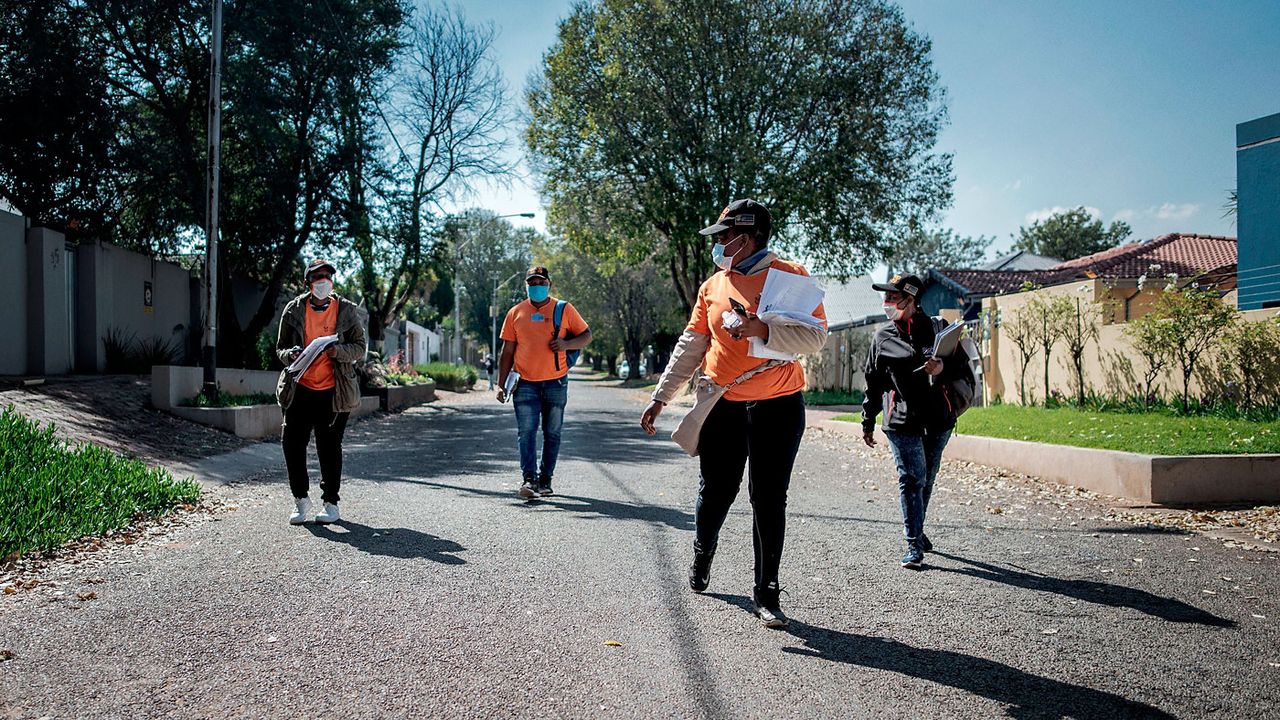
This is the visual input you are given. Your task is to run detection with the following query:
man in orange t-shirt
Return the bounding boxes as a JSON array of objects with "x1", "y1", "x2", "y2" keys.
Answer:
[
  {"x1": 496, "y1": 265, "x2": 592, "y2": 499},
  {"x1": 640, "y1": 199, "x2": 828, "y2": 629}
]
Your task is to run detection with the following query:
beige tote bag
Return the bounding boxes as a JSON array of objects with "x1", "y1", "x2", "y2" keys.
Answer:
[{"x1": 671, "y1": 360, "x2": 790, "y2": 456}]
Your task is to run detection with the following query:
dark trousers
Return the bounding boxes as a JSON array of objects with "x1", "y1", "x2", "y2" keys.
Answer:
[
  {"x1": 695, "y1": 391, "x2": 806, "y2": 591},
  {"x1": 282, "y1": 385, "x2": 350, "y2": 504}
]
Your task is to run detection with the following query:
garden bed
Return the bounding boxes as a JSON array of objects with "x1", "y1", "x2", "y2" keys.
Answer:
[
  {"x1": 378, "y1": 381, "x2": 437, "y2": 412},
  {"x1": 0, "y1": 407, "x2": 200, "y2": 557}
]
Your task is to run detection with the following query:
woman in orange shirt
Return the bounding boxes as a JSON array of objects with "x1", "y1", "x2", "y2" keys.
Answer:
[{"x1": 640, "y1": 199, "x2": 828, "y2": 628}]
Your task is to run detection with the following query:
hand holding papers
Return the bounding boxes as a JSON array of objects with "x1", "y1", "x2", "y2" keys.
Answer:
[
  {"x1": 498, "y1": 371, "x2": 520, "y2": 403},
  {"x1": 913, "y1": 322, "x2": 966, "y2": 372},
  {"x1": 748, "y1": 270, "x2": 825, "y2": 360},
  {"x1": 286, "y1": 334, "x2": 339, "y2": 377}
]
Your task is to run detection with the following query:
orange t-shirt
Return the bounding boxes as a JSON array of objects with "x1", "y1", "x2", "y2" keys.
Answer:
[
  {"x1": 500, "y1": 298, "x2": 589, "y2": 382},
  {"x1": 299, "y1": 301, "x2": 339, "y2": 391},
  {"x1": 687, "y1": 259, "x2": 827, "y2": 402}
]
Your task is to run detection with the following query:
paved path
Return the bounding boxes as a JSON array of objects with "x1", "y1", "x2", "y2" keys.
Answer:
[{"x1": 2, "y1": 375, "x2": 1278, "y2": 718}]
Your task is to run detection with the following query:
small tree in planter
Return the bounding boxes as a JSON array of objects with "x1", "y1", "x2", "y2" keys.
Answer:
[
  {"x1": 1145, "y1": 283, "x2": 1237, "y2": 410},
  {"x1": 1124, "y1": 311, "x2": 1172, "y2": 408},
  {"x1": 1000, "y1": 304, "x2": 1038, "y2": 405},
  {"x1": 1025, "y1": 294, "x2": 1068, "y2": 406},
  {"x1": 1055, "y1": 292, "x2": 1101, "y2": 407}
]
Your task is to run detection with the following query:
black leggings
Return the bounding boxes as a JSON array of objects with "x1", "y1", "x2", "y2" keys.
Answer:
[
  {"x1": 282, "y1": 385, "x2": 350, "y2": 504},
  {"x1": 694, "y1": 391, "x2": 806, "y2": 591}
]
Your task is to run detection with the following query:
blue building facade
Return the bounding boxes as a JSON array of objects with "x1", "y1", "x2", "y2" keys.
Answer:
[{"x1": 1237, "y1": 112, "x2": 1280, "y2": 310}]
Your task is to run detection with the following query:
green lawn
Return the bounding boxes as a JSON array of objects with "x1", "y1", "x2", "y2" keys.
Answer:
[
  {"x1": 804, "y1": 389, "x2": 865, "y2": 406},
  {"x1": 835, "y1": 405, "x2": 1280, "y2": 455}
]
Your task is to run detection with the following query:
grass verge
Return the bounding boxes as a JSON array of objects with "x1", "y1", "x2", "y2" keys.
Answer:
[
  {"x1": 834, "y1": 405, "x2": 1280, "y2": 455},
  {"x1": 0, "y1": 406, "x2": 201, "y2": 558}
]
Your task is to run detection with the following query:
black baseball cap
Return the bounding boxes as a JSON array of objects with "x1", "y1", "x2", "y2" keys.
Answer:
[
  {"x1": 305, "y1": 258, "x2": 337, "y2": 280},
  {"x1": 872, "y1": 273, "x2": 924, "y2": 297},
  {"x1": 699, "y1": 199, "x2": 772, "y2": 237},
  {"x1": 525, "y1": 265, "x2": 550, "y2": 281}
]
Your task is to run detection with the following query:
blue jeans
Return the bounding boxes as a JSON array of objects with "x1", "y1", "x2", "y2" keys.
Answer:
[
  {"x1": 513, "y1": 377, "x2": 568, "y2": 479},
  {"x1": 884, "y1": 429, "x2": 952, "y2": 542}
]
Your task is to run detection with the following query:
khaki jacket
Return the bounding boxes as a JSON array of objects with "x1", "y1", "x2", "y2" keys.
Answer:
[{"x1": 275, "y1": 293, "x2": 367, "y2": 413}]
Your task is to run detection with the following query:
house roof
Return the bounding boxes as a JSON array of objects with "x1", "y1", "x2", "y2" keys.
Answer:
[
  {"x1": 814, "y1": 274, "x2": 884, "y2": 331},
  {"x1": 1051, "y1": 233, "x2": 1237, "y2": 279},
  {"x1": 929, "y1": 234, "x2": 1237, "y2": 299},
  {"x1": 927, "y1": 268, "x2": 1055, "y2": 298},
  {"x1": 981, "y1": 249, "x2": 1062, "y2": 271}
]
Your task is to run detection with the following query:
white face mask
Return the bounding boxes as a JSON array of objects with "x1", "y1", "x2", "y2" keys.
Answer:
[
  {"x1": 883, "y1": 302, "x2": 905, "y2": 321},
  {"x1": 712, "y1": 233, "x2": 748, "y2": 271},
  {"x1": 311, "y1": 279, "x2": 334, "y2": 300}
]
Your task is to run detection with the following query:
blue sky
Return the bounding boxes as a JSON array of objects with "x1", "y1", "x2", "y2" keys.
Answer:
[{"x1": 452, "y1": 0, "x2": 1280, "y2": 259}]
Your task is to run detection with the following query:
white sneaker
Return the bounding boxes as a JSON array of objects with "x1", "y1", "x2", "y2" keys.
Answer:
[
  {"x1": 289, "y1": 498, "x2": 311, "y2": 525},
  {"x1": 315, "y1": 502, "x2": 340, "y2": 524}
]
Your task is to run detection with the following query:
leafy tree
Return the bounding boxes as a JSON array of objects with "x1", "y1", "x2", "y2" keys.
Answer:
[
  {"x1": 1013, "y1": 207, "x2": 1130, "y2": 261},
  {"x1": 0, "y1": 0, "x2": 120, "y2": 237},
  {"x1": 888, "y1": 227, "x2": 992, "y2": 275},
  {"x1": 449, "y1": 211, "x2": 536, "y2": 349},
  {"x1": 526, "y1": 0, "x2": 952, "y2": 312}
]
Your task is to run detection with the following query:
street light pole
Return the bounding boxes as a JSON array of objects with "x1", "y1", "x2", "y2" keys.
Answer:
[
  {"x1": 491, "y1": 269, "x2": 523, "y2": 361},
  {"x1": 201, "y1": 0, "x2": 224, "y2": 400},
  {"x1": 450, "y1": 211, "x2": 535, "y2": 364}
]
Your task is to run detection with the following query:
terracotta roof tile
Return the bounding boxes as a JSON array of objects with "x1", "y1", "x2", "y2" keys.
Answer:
[{"x1": 1051, "y1": 233, "x2": 1236, "y2": 279}]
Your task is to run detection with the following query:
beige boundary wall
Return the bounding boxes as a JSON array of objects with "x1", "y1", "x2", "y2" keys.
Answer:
[{"x1": 982, "y1": 280, "x2": 1277, "y2": 406}]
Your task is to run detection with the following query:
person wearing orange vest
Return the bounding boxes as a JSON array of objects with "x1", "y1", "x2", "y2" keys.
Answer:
[
  {"x1": 641, "y1": 199, "x2": 828, "y2": 628},
  {"x1": 275, "y1": 259, "x2": 367, "y2": 526},
  {"x1": 496, "y1": 265, "x2": 592, "y2": 499}
]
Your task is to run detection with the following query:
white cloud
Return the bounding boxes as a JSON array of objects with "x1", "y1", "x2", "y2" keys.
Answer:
[
  {"x1": 1025, "y1": 205, "x2": 1101, "y2": 225},
  {"x1": 1113, "y1": 209, "x2": 1137, "y2": 222},
  {"x1": 1152, "y1": 203, "x2": 1200, "y2": 221},
  {"x1": 1003, "y1": 179, "x2": 1023, "y2": 192}
]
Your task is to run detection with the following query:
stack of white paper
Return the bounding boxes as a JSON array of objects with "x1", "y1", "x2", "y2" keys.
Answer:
[
  {"x1": 286, "y1": 334, "x2": 339, "y2": 376},
  {"x1": 749, "y1": 270, "x2": 825, "y2": 360}
]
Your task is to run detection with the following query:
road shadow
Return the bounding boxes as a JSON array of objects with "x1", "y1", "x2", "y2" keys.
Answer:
[
  {"x1": 304, "y1": 519, "x2": 466, "y2": 564},
  {"x1": 786, "y1": 619, "x2": 1175, "y2": 719},
  {"x1": 931, "y1": 552, "x2": 1233, "y2": 627},
  {"x1": 1092, "y1": 526, "x2": 1190, "y2": 536},
  {"x1": 705, "y1": 593, "x2": 1173, "y2": 719},
  {"x1": 412, "y1": 479, "x2": 694, "y2": 532}
]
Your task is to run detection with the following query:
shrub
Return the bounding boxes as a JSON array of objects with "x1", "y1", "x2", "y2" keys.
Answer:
[
  {"x1": 0, "y1": 406, "x2": 201, "y2": 557},
  {"x1": 415, "y1": 361, "x2": 477, "y2": 391},
  {"x1": 181, "y1": 390, "x2": 276, "y2": 408},
  {"x1": 102, "y1": 326, "x2": 181, "y2": 374}
]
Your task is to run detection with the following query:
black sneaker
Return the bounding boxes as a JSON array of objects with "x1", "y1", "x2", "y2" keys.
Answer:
[
  {"x1": 901, "y1": 541, "x2": 925, "y2": 569},
  {"x1": 920, "y1": 533, "x2": 933, "y2": 553},
  {"x1": 518, "y1": 475, "x2": 538, "y2": 499},
  {"x1": 688, "y1": 551, "x2": 713, "y2": 592},
  {"x1": 537, "y1": 476, "x2": 554, "y2": 497},
  {"x1": 753, "y1": 584, "x2": 788, "y2": 628}
]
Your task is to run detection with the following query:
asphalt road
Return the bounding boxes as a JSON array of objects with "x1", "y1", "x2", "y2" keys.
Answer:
[{"x1": 2, "y1": 373, "x2": 1277, "y2": 719}]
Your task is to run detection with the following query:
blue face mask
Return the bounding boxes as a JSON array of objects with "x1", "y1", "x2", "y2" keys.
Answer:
[
  {"x1": 527, "y1": 284, "x2": 550, "y2": 303},
  {"x1": 712, "y1": 233, "x2": 746, "y2": 271}
]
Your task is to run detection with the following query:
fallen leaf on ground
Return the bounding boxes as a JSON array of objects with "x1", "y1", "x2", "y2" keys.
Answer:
[
  {"x1": 603, "y1": 640, "x2": 623, "y2": 647},
  {"x1": 1203, "y1": 590, "x2": 1217, "y2": 595},
  {"x1": 1042, "y1": 629, "x2": 1059, "y2": 635},
  {"x1": 0, "y1": 649, "x2": 15, "y2": 661},
  {"x1": 266, "y1": 636, "x2": 278, "y2": 643},
  {"x1": 75, "y1": 591, "x2": 97, "y2": 601}
]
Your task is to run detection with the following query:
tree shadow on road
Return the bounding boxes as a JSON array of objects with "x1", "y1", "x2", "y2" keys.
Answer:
[
  {"x1": 305, "y1": 520, "x2": 466, "y2": 564},
  {"x1": 704, "y1": 593, "x2": 1174, "y2": 719},
  {"x1": 931, "y1": 552, "x2": 1233, "y2": 627}
]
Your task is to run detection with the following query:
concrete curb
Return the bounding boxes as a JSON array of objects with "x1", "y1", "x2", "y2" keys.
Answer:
[{"x1": 810, "y1": 412, "x2": 1280, "y2": 506}]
